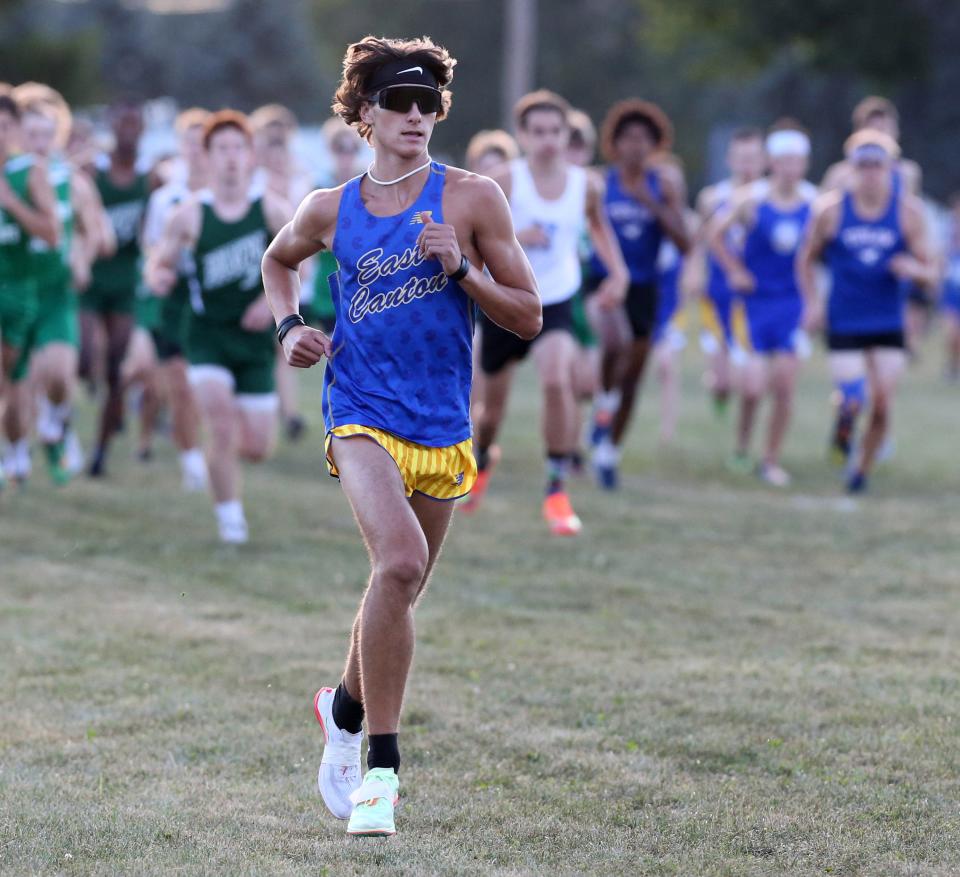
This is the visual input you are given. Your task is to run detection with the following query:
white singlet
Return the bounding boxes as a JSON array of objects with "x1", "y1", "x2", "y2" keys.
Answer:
[{"x1": 509, "y1": 158, "x2": 587, "y2": 307}]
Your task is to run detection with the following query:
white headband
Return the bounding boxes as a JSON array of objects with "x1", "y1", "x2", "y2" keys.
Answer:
[{"x1": 766, "y1": 130, "x2": 810, "y2": 158}]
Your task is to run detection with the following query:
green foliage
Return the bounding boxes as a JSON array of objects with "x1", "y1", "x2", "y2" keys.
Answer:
[
  {"x1": 638, "y1": 0, "x2": 931, "y2": 86},
  {"x1": 0, "y1": 29, "x2": 103, "y2": 102}
]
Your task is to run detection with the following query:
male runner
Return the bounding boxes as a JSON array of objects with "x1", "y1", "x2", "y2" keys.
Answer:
[
  {"x1": 9, "y1": 85, "x2": 108, "y2": 485},
  {"x1": 585, "y1": 99, "x2": 689, "y2": 488},
  {"x1": 695, "y1": 127, "x2": 767, "y2": 417},
  {"x1": 0, "y1": 93, "x2": 59, "y2": 489},
  {"x1": 710, "y1": 121, "x2": 817, "y2": 487},
  {"x1": 251, "y1": 104, "x2": 315, "y2": 442},
  {"x1": 821, "y1": 97, "x2": 933, "y2": 357},
  {"x1": 82, "y1": 97, "x2": 152, "y2": 477},
  {"x1": 470, "y1": 89, "x2": 627, "y2": 529},
  {"x1": 147, "y1": 110, "x2": 290, "y2": 542},
  {"x1": 798, "y1": 130, "x2": 934, "y2": 493},
  {"x1": 261, "y1": 36, "x2": 541, "y2": 836},
  {"x1": 141, "y1": 108, "x2": 209, "y2": 492}
]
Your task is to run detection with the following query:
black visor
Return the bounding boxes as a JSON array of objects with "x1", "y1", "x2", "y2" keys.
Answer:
[
  {"x1": 375, "y1": 85, "x2": 442, "y2": 115},
  {"x1": 366, "y1": 57, "x2": 440, "y2": 92}
]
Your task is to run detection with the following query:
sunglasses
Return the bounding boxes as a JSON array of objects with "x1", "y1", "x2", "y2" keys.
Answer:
[{"x1": 373, "y1": 85, "x2": 443, "y2": 115}]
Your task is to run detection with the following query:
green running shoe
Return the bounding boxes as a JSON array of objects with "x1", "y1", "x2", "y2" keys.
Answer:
[
  {"x1": 726, "y1": 452, "x2": 754, "y2": 476},
  {"x1": 44, "y1": 441, "x2": 70, "y2": 487},
  {"x1": 347, "y1": 767, "x2": 399, "y2": 837}
]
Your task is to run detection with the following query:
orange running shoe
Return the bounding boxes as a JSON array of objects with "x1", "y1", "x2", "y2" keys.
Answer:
[
  {"x1": 542, "y1": 491, "x2": 582, "y2": 536},
  {"x1": 459, "y1": 445, "x2": 500, "y2": 515}
]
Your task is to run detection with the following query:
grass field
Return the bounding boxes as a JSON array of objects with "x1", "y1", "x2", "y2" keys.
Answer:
[{"x1": 3, "y1": 335, "x2": 960, "y2": 876}]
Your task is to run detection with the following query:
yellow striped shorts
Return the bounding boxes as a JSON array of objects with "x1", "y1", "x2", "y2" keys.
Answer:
[{"x1": 325, "y1": 424, "x2": 477, "y2": 501}]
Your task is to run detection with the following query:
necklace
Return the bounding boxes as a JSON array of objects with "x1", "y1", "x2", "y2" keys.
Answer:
[{"x1": 366, "y1": 158, "x2": 431, "y2": 186}]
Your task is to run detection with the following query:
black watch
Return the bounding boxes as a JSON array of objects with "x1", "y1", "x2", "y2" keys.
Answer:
[{"x1": 447, "y1": 254, "x2": 470, "y2": 282}]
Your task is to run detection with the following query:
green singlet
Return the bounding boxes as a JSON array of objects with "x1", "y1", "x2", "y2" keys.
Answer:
[{"x1": 185, "y1": 195, "x2": 275, "y2": 395}]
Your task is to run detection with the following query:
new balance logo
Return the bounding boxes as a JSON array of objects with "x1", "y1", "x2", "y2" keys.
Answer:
[
  {"x1": 410, "y1": 210, "x2": 433, "y2": 225},
  {"x1": 454, "y1": 472, "x2": 464, "y2": 486}
]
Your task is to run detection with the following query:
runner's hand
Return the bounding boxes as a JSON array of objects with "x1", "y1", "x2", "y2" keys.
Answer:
[
  {"x1": 889, "y1": 253, "x2": 922, "y2": 282},
  {"x1": 283, "y1": 325, "x2": 331, "y2": 368},
  {"x1": 417, "y1": 221, "x2": 462, "y2": 275},
  {"x1": 624, "y1": 173, "x2": 658, "y2": 210},
  {"x1": 145, "y1": 261, "x2": 176, "y2": 297},
  {"x1": 595, "y1": 272, "x2": 629, "y2": 311},
  {"x1": 728, "y1": 265, "x2": 756, "y2": 293},
  {"x1": 240, "y1": 296, "x2": 275, "y2": 332}
]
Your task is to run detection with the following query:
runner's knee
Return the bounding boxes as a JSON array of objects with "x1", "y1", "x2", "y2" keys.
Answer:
[{"x1": 374, "y1": 547, "x2": 429, "y2": 600}]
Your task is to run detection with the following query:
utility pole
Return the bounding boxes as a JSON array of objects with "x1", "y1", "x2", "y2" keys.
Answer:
[{"x1": 502, "y1": 0, "x2": 537, "y2": 130}]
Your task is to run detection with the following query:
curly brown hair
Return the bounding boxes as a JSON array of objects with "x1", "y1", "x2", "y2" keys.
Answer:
[
  {"x1": 332, "y1": 36, "x2": 456, "y2": 142},
  {"x1": 600, "y1": 99, "x2": 674, "y2": 163}
]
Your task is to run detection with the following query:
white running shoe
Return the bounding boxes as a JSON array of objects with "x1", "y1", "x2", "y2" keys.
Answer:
[
  {"x1": 217, "y1": 516, "x2": 248, "y2": 545},
  {"x1": 313, "y1": 687, "x2": 363, "y2": 819},
  {"x1": 64, "y1": 429, "x2": 85, "y2": 474},
  {"x1": 758, "y1": 462, "x2": 792, "y2": 488}
]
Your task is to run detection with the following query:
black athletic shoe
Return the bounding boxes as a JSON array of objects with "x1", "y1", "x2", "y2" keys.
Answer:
[
  {"x1": 88, "y1": 449, "x2": 107, "y2": 478},
  {"x1": 830, "y1": 412, "x2": 855, "y2": 465},
  {"x1": 846, "y1": 471, "x2": 868, "y2": 494},
  {"x1": 286, "y1": 415, "x2": 307, "y2": 443}
]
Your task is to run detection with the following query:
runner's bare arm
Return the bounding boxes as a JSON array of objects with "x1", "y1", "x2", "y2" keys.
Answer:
[
  {"x1": 796, "y1": 194, "x2": 839, "y2": 330},
  {"x1": 708, "y1": 192, "x2": 756, "y2": 292},
  {"x1": 144, "y1": 199, "x2": 200, "y2": 297},
  {"x1": 584, "y1": 170, "x2": 629, "y2": 309},
  {"x1": 421, "y1": 175, "x2": 541, "y2": 340},
  {"x1": 262, "y1": 188, "x2": 338, "y2": 367},
  {"x1": 891, "y1": 196, "x2": 937, "y2": 288},
  {"x1": 69, "y1": 171, "x2": 106, "y2": 291},
  {"x1": 652, "y1": 163, "x2": 692, "y2": 253},
  {"x1": 0, "y1": 161, "x2": 60, "y2": 246}
]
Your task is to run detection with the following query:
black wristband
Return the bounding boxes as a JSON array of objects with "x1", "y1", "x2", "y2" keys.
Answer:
[
  {"x1": 276, "y1": 313, "x2": 305, "y2": 345},
  {"x1": 447, "y1": 254, "x2": 470, "y2": 282}
]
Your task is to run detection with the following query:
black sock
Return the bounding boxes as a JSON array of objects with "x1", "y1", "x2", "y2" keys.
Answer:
[
  {"x1": 545, "y1": 453, "x2": 568, "y2": 496},
  {"x1": 332, "y1": 681, "x2": 364, "y2": 734},
  {"x1": 476, "y1": 445, "x2": 490, "y2": 471},
  {"x1": 367, "y1": 733, "x2": 400, "y2": 772}
]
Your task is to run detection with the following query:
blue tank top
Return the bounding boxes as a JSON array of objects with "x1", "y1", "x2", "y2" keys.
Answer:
[
  {"x1": 825, "y1": 189, "x2": 906, "y2": 335},
  {"x1": 742, "y1": 199, "x2": 810, "y2": 300},
  {"x1": 322, "y1": 162, "x2": 474, "y2": 446},
  {"x1": 588, "y1": 168, "x2": 663, "y2": 284}
]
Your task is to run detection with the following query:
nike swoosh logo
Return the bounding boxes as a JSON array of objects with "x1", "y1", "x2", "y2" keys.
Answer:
[{"x1": 397, "y1": 66, "x2": 423, "y2": 76}]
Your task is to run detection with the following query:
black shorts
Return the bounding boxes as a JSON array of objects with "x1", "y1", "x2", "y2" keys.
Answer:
[
  {"x1": 480, "y1": 298, "x2": 573, "y2": 375},
  {"x1": 151, "y1": 328, "x2": 183, "y2": 362},
  {"x1": 905, "y1": 284, "x2": 934, "y2": 308},
  {"x1": 827, "y1": 330, "x2": 906, "y2": 351},
  {"x1": 584, "y1": 275, "x2": 658, "y2": 340}
]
